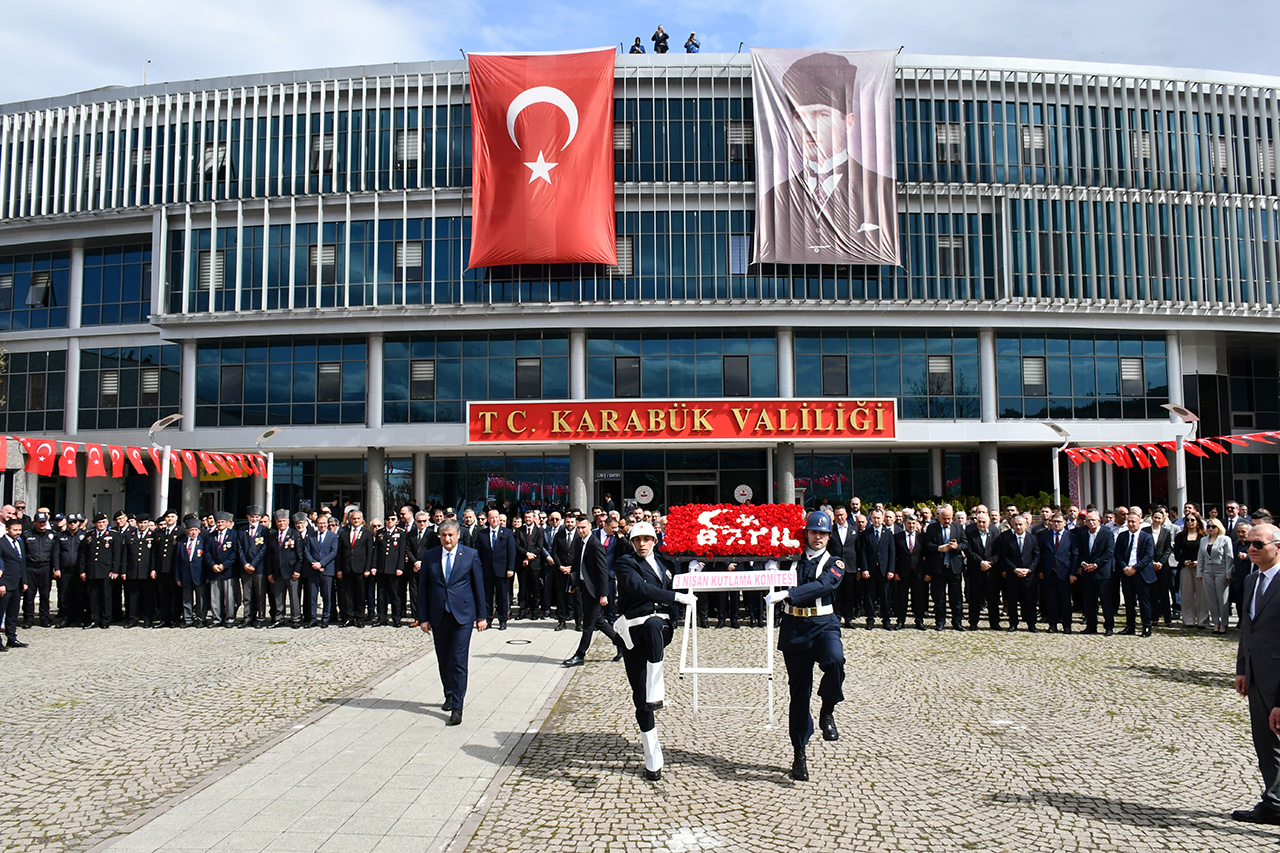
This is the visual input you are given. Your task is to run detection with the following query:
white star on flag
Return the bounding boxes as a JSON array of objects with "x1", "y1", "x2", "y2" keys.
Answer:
[{"x1": 524, "y1": 150, "x2": 558, "y2": 184}]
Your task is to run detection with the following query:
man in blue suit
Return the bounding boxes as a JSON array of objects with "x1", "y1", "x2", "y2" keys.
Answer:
[
  {"x1": 1077, "y1": 510, "x2": 1117, "y2": 635},
  {"x1": 475, "y1": 508, "x2": 517, "y2": 629},
  {"x1": 1114, "y1": 506, "x2": 1156, "y2": 636},
  {"x1": 418, "y1": 519, "x2": 488, "y2": 726},
  {"x1": 305, "y1": 514, "x2": 338, "y2": 627},
  {"x1": 1039, "y1": 511, "x2": 1079, "y2": 633},
  {"x1": 0, "y1": 518, "x2": 29, "y2": 649}
]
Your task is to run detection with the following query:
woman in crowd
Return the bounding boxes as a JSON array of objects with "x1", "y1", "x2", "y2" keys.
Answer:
[
  {"x1": 1197, "y1": 518, "x2": 1233, "y2": 634},
  {"x1": 1175, "y1": 512, "x2": 1208, "y2": 628}
]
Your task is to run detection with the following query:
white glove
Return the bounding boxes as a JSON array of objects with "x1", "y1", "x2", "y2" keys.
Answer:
[
  {"x1": 764, "y1": 590, "x2": 790, "y2": 606},
  {"x1": 674, "y1": 592, "x2": 697, "y2": 607},
  {"x1": 688, "y1": 560, "x2": 704, "y2": 572},
  {"x1": 764, "y1": 559, "x2": 779, "y2": 572}
]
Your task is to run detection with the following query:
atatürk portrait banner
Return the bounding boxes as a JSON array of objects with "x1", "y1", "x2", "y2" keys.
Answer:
[{"x1": 751, "y1": 48, "x2": 899, "y2": 266}]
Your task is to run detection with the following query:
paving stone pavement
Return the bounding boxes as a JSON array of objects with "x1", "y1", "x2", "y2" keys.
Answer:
[
  {"x1": 2, "y1": 621, "x2": 427, "y2": 853},
  {"x1": 466, "y1": 623, "x2": 1269, "y2": 853}
]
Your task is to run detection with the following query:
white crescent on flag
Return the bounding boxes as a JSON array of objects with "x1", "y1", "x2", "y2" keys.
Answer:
[
  {"x1": 506, "y1": 86, "x2": 579, "y2": 151},
  {"x1": 36, "y1": 441, "x2": 53, "y2": 462}
]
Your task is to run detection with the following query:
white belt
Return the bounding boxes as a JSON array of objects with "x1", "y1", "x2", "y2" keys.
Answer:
[
  {"x1": 613, "y1": 612, "x2": 669, "y2": 650},
  {"x1": 783, "y1": 603, "x2": 834, "y2": 618}
]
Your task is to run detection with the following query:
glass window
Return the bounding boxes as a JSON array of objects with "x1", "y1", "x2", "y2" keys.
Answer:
[
  {"x1": 515, "y1": 357, "x2": 541, "y2": 399},
  {"x1": 615, "y1": 357, "x2": 641, "y2": 397},
  {"x1": 821, "y1": 355, "x2": 848, "y2": 396},
  {"x1": 723, "y1": 354, "x2": 750, "y2": 396}
]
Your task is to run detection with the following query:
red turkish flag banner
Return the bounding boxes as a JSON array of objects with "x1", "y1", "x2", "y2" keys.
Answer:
[
  {"x1": 148, "y1": 447, "x2": 163, "y2": 471},
  {"x1": 1126, "y1": 446, "x2": 1151, "y2": 470},
  {"x1": 58, "y1": 443, "x2": 78, "y2": 477},
  {"x1": 1197, "y1": 438, "x2": 1228, "y2": 454},
  {"x1": 211, "y1": 454, "x2": 234, "y2": 476},
  {"x1": 1141, "y1": 444, "x2": 1169, "y2": 468},
  {"x1": 0, "y1": 436, "x2": 6, "y2": 470},
  {"x1": 198, "y1": 452, "x2": 219, "y2": 476},
  {"x1": 181, "y1": 450, "x2": 199, "y2": 477},
  {"x1": 126, "y1": 446, "x2": 148, "y2": 475},
  {"x1": 227, "y1": 454, "x2": 245, "y2": 477},
  {"x1": 26, "y1": 439, "x2": 56, "y2": 475},
  {"x1": 86, "y1": 444, "x2": 107, "y2": 477},
  {"x1": 1064, "y1": 448, "x2": 1085, "y2": 466},
  {"x1": 467, "y1": 48, "x2": 617, "y2": 268},
  {"x1": 108, "y1": 445, "x2": 125, "y2": 478}
]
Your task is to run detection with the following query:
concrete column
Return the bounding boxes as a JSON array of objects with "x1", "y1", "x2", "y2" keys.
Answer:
[
  {"x1": 1166, "y1": 330, "x2": 1187, "y2": 510},
  {"x1": 569, "y1": 444, "x2": 591, "y2": 512},
  {"x1": 65, "y1": 454, "x2": 85, "y2": 515},
  {"x1": 777, "y1": 328, "x2": 795, "y2": 397},
  {"x1": 1079, "y1": 461, "x2": 1091, "y2": 510},
  {"x1": 979, "y1": 442, "x2": 1000, "y2": 511},
  {"x1": 250, "y1": 471, "x2": 266, "y2": 511},
  {"x1": 776, "y1": 442, "x2": 796, "y2": 504},
  {"x1": 569, "y1": 329, "x2": 587, "y2": 400},
  {"x1": 68, "y1": 243, "x2": 84, "y2": 330},
  {"x1": 979, "y1": 328, "x2": 997, "y2": 423},
  {"x1": 367, "y1": 332, "x2": 384, "y2": 430},
  {"x1": 413, "y1": 452, "x2": 428, "y2": 507},
  {"x1": 367, "y1": 447, "x2": 386, "y2": 523},
  {"x1": 929, "y1": 447, "x2": 944, "y2": 497},
  {"x1": 64, "y1": 339, "x2": 81, "y2": 435},
  {"x1": 181, "y1": 474, "x2": 200, "y2": 517},
  {"x1": 1104, "y1": 464, "x2": 1116, "y2": 513},
  {"x1": 180, "y1": 340, "x2": 197, "y2": 433}
]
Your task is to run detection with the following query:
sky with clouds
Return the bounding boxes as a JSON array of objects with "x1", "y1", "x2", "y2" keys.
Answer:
[{"x1": 2, "y1": 0, "x2": 1277, "y2": 104}]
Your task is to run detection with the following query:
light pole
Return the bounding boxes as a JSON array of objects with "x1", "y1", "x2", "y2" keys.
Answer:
[
  {"x1": 148, "y1": 414, "x2": 183, "y2": 518},
  {"x1": 256, "y1": 428, "x2": 282, "y2": 512},
  {"x1": 1161, "y1": 404, "x2": 1199, "y2": 512},
  {"x1": 1042, "y1": 421, "x2": 1071, "y2": 508}
]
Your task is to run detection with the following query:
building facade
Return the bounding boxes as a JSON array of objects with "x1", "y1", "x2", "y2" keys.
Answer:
[{"x1": 1, "y1": 53, "x2": 1278, "y2": 519}]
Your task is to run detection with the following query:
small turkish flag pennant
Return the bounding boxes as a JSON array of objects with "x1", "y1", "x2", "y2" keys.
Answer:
[
  {"x1": 58, "y1": 442, "x2": 79, "y2": 477},
  {"x1": 108, "y1": 445, "x2": 125, "y2": 478},
  {"x1": 86, "y1": 444, "x2": 107, "y2": 477},
  {"x1": 181, "y1": 450, "x2": 199, "y2": 477},
  {"x1": 126, "y1": 446, "x2": 148, "y2": 475}
]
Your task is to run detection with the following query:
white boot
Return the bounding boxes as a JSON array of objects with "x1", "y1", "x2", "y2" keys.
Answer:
[
  {"x1": 645, "y1": 660, "x2": 665, "y2": 709},
  {"x1": 641, "y1": 726, "x2": 663, "y2": 779}
]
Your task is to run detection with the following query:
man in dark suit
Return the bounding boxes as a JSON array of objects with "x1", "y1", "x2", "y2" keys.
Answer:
[
  {"x1": 1114, "y1": 507, "x2": 1156, "y2": 636},
  {"x1": 0, "y1": 518, "x2": 29, "y2": 648},
  {"x1": 999, "y1": 513, "x2": 1041, "y2": 631},
  {"x1": 1076, "y1": 510, "x2": 1117, "y2": 634},
  {"x1": 893, "y1": 515, "x2": 928, "y2": 629},
  {"x1": 923, "y1": 504, "x2": 968, "y2": 630},
  {"x1": 304, "y1": 514, "x2": 338, "y2": 627},
  {"x1": 545, "y1": 511, "x2": 574, "y2": 629},
  {"x1": 265, "y1": 510, "x2": 305, "y2": 628},
  {"x1": 563, "y1": 515, "x2": 621, "y2": 666},
  {"x1": 857, "y1": 508, "x2": 895, "y2": 629},
  {"x1": 1147, "y1": 506, "x2": 1176, "y2": 627},
  {"x1": 475, "y1": 508, "x2": 517, "y2": 629},
  {"x1": 150, "y1": 511, "x2": 180, "y2": 627},
  {"x1": 173, "y1": 515, "x2": 210, "y2": 628},
  {"x1": 337, "y1": 509, "x2": 375, "y2": 628},
  {"x1": 828, "y1": 505, "x2": 858, "y2": 629},
  {"x1": 407, "y1": 510, "x2": 439, "y2": 628},
  {"x1": 1234, "y1": 524, "x2": 1280, "y2": 823},
  {"x1": 1038, "y1": 511, "x2": 1078, "y2": 633},
  {"x1": 514, "y1": 510, "x2": 548, "y2": 620},
  {"x1": 965, "y1": 508, "x2": 1003, "y2": 630},
  {"x1": 206, "y1": 511, "x2": 240, "y2": 628},
  {"x1": 418, "y1": 519, "x2": 488, "y2": 725}
]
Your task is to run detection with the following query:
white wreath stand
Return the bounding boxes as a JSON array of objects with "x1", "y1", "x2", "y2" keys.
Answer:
[{"x1": 674, "y1": 567, "x2": 797, "y2": 728}]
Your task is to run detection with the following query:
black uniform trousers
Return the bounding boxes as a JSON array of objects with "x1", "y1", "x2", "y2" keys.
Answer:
[
  {"x1": 22, "y1": 565, "x2": 52, "y2": 623},
  {"x1": 781, "y1": 615, "x2": 845, "y2": 748},
  {"x1": 966, "y1": 568, "x2": 1004, "y2": 628},
  {"x1": 1119, "y1": 572, "x2": 1153, "y2": 631},
  {"x1": 126, "y1": 577, "x2": 154, "y2": 624},
  {"x1": 621, "y1": 616, "x2": 669, "y2": 732},
  {"x1": 87, "y1": 579, "x2": 113, "y2": 627},
  {"x1": 58, "y1": 571, "x2": 86, "y2": 625},
  {"x1": 375, "y1": 572, "x2": 401, "y2": 623}
]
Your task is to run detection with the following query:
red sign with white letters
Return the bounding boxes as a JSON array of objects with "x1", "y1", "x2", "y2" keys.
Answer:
[{"x1": 467, "y1": 398, "x2": 896, "y2": 443}]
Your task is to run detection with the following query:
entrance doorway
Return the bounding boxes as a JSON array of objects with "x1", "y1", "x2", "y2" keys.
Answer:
[{"x1": 666, "y1": 471, "x2": 718, "y2": 507}]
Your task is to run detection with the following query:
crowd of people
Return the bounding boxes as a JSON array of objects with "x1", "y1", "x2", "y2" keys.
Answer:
[
  {"x1": 0, "y1": 495, "x2": 1266, "y2": 648},
  {"x1": 628, "y1": 25, "x2": 699, "y2": 54}
]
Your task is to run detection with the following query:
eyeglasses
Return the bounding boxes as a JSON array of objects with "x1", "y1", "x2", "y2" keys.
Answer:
[{"x1": 1247, "y1": 540, "x2": 1280, "y2": 549}]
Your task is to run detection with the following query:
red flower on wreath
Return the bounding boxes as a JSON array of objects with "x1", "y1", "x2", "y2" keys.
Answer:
[{"x1": 661, "y1": 503, "x2": 806, "y2": 559}]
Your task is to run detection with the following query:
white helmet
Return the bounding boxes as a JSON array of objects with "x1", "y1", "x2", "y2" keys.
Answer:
[{"x1": 629, "y1": 521, "x2": 657, "y2": 540}]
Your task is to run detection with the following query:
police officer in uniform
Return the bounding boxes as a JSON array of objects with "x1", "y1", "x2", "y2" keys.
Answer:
[
  {"x1": 764, "y1": 511, "x2": 847, "y2": 782},
  {"x1": 613, "y1": 521, "x2": 698, "y2": 781},
  {"x1": 55, "y1": 515, "x2": 87, "y2": 628},
  {"x1": 80, "y1": 513, "x2": 122, "y2": 629},
  {"x1": 21, "y1": 511, "x2": 59, "y2": 628}
]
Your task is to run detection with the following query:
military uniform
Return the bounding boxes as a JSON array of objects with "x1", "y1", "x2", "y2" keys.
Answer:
[
  {"x1": 80, "y1": 518, "x2": 123, "y2": 628},
  {"x1": 773, "y1": 512, "x2": 846, "y2": 781},
  {"x1": 149, "y1": 519, "x2": 180, "y2": 626},
  {"x1": 124, "y1": 516, "x2": 155, "y2": 627},
  {"x1": 374, "y1": 523, "x2": 409, "y2": 625}
]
